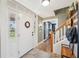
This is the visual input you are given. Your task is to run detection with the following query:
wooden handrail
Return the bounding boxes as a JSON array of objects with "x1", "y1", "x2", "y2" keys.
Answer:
[{"x1": 55, "y1": 12, "x2": 77, "y2": 32}]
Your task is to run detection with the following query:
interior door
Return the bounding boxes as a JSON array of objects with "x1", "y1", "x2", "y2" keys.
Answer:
[{"x1": 18, "y1": 13, "x2": 35, "y2": 57}]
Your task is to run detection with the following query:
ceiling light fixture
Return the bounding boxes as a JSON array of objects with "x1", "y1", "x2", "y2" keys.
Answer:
[{"x1": 42, "y1": 0, "x2": 50, "y2": 7}]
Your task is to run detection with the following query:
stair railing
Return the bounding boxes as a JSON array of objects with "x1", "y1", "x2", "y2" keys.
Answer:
[{"x1": 54, "y1": 12, "x2": 77, "y2": 44}]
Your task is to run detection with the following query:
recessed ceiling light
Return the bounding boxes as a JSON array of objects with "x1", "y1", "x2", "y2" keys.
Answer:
[{"x1": 42, "y1": 0, "x2": 50, "y2": 7}]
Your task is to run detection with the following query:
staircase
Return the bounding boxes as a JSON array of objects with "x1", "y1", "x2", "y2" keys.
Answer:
[{"x1": 52, "y1": 12, "x2": 77, "y2": 58}]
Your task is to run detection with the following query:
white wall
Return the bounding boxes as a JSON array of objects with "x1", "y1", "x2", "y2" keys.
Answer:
[
  {"x1": 0, "y1": 0, "x2": 1, "y2": 57},
  {"x1": 0, "y1": 0, "x2": 9, "y2": 57}
]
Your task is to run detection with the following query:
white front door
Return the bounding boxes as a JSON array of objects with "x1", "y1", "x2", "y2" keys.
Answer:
[{"x1": 18, "y1": 13, "x2": 35, "y2": 57}]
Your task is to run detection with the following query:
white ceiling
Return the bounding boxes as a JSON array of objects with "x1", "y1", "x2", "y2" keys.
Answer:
[{"x1": 15, "y1": 0, "x2": 75, "y2": 18}]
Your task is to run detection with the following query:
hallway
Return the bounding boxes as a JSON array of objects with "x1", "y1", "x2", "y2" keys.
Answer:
[
  {"x1": 0, "y1": 0, "x2": 79, "y2": 58},
  {"x1": 22, "y1": 40, "x2": 61, "y2": 58}
]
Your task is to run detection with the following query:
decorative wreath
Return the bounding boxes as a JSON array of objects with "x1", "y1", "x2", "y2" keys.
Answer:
[{"x1": 25, "y1": 21, "x2": 30, "y2": 28}]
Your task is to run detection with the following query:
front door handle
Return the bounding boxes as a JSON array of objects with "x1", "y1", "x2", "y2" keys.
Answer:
[{"x1": 32, "y1": 32, "x2": 34, "y2": 36}]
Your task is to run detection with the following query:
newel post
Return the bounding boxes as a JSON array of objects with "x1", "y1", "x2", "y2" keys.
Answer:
[{"x1": 49, "y1": 31, "x2": 54, "y2": 53}]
